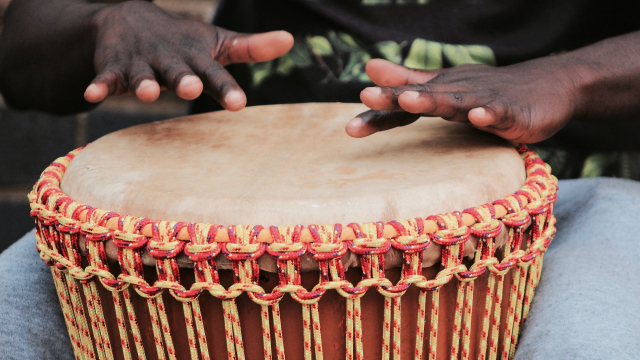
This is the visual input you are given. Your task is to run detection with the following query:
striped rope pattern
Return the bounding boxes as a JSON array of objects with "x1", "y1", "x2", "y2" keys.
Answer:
[{"x1": 31, "y1": 145, "x2": 557, "y2": 360}]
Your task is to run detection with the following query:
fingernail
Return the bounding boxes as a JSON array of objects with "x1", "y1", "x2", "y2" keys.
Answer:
[
  {"x1": 225, "y1": 90, "x2": 243, "y2": 105},
  {"x1": 347, "y1": 117, "x2": 363, "y2": 129},
  {"x1": 471, "y1": 107, "x2": 486, "y2": 118},
  {"x1": 179, "y1": 75, "x2": 200, "y2": 89},
  {"x1": 403, "y1": 91, "x2": 420, "y2": 100},
  {"x1": 363, "y1": 87, "x2": 381, "y2": 97},
  {"x1": 86, "y1": 84, "x2": 98, "y2": 93},
  {"x1": 137, "y1": 79, "x2": 154, "y2": 92}
]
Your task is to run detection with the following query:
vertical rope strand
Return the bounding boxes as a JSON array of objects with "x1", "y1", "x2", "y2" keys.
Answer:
[
  {"x1": 415, "y1": 290, "x2": 427, "y2": 360},
  {"x1": 303, "y1": 304, "x2": 312, "y2": 360},
  {"x1": 382, "y1": 297, "x2": 391, "y2": 360},
  {"x1": 488, "y1": 275, "x2": 505, "y2": 360},
  {"x1": 392, "y1": 297, "x2": 402, "y2": 360},
  {"x1": 311, "y1": 303, "x2": 324, "y2": 360},
  {"x1": 451, "y1": 282, "x2": 465, "y2": 360},
  {"x1": 156, "y1": 296, "x2": 178, "y2": 360},
  {"x1": 479, "y1": 275, "x2": 496, "y2": 360},
  {"x1": 221, "y1": 301, "x2": 238, "y2": 360},
  {"x1": 260, "y1": 305, "x2": 273, "y2": 360},
  {"x1": 272, "y1": 302, "x2": 286, "y2": 360},
  {"x1": 112, "y1": 292, "x2": 133, "y2": 360},
  {"x1": 89, "y1": 282, "x2": 113, "y2": 360},
  {"x1": 52, "y1": 269, "x2": 84, "y2": 360},
  {"x1": 522, "y1": 257, "x2": 538, "y2": 321},
  {"x1": 428, "y1": 289, "x2": 440, "y2": 360},
  {"x1": 502, "y1": 268, "x2": 522, "y2": 359},
  {"x1": 119, "y1": 290, "x2": 146, "y2": 360},
  {"x1": 182, "y1": 302, "x2": 200, "y2": 360},
  {"x1": 147, "y1": 298, "x2": 167, "y2": 360},
  {"x1": 191, "y1": 299, "x2": 210, "y2": 360},
  {"x1": 346, "y1": 299, "x2": 354, "y2": 360},
  {"x1": 66, "y1": 275, "x2": 96, "y2": 360},
  {"x1": 461, "y1": 282, "x2": 474, "y2": 360},
  {"x1": 82, "y1": 283, "x2": 107, "y2": 360},
  {"x1": 354, "y1": 297, "x2": 364, "y2": 360},
  {"x1": 509, "y1": 266, "x2": 529, "y2": 358}
]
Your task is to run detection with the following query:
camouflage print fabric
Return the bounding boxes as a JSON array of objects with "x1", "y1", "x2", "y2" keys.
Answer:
[{"x1": 248, "y1": 31, "x2": 496, "y2": 87}]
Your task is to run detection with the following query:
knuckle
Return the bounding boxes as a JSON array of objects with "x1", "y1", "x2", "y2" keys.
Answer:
[
  {"x1": 449, "y1": 92, "x2": 464, "y2": 106},
  {"x1": 203, "y1": 65, "x2": 225, "y2": 80},
  {"x1": 213, "y1": 79, "x2": 235, "y2": 93},
  {"x1": 412, "y1": 83, "x2": 432, "y2": 92},
  {"x1": 382, "y1": 86, "x2": 401, "y2": 98}
]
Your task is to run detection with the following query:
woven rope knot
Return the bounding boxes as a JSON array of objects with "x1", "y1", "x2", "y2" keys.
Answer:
[
  {"x1": 147, "y1": 239, "x2": 185, "y2": 259},
  {"x1": 117, "y1": 273, "x2": 162, "y2": 298},
  {"x1": 80, "y1": 223, "x2": 112, "y2": 242},
  {"x1": 266, "y1": 241, "x2": 307, "y2": 260},
  {"x1": 308, "y1": 224, "x2": 342, "y2": 242},
  {"x1": 501, "y1": 209, "x2": 531, "y2": 229},
  {"x1": 431, "y1": 226, "x2": 470, "y2": 245},
  {"x1": 36, "y1": 208, "x2": 58, "y2": 225},
  {"x1": 348, "y1": 237, "x2": 391, "y2": 255},
  {"x1": 391, "y1": 234, "x2": 431, "y2": 253},
  {"x1": 185, "y1": 223, "x2": 222, "y2": 262},
  {"x1": 184, "y1": 242, "x2": 222, "y2": 261},
  {"x1": 524, "y1": 198, "x2": 548, "y2": 215},
  {"x1": 469, "y1": 219, "x2": 502, "y2": 238},
  {"x1": 308, "y1": 242, "x2": 348, "y2": 260},
  {"x1": 223, "y1": 242, "x2": 266, "y2": 260},
  {"x1": 146, "y1": 221, "x2": 187, "y2": 259},
  {"x1": 112, "y1": 230, "x2": 148, "y2": 250},
  {"x1": 55, "y1": 215, "x2": 82, "y2": 234},
  {"x1": 457, "y1": 257, "x2": 499, "y2": 282},
  {"x1": 491, "y1": 249, "x2": 526, "y2": 273}
]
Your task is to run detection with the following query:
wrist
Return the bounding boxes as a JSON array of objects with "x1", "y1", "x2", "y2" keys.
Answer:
[{"x1": 552, "y1": 54, "x2": 600, "y2": 120}]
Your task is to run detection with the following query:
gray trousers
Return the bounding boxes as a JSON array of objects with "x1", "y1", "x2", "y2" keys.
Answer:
[{"x1": 1, "y1": 178, "x2": 639, "y2": 359}]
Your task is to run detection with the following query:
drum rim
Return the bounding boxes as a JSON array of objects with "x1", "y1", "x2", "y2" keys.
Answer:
[{"x1": 29, "y1": 143, "x2": 556, "y2": 268}]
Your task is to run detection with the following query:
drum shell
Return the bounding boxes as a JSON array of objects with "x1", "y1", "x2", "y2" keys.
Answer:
[{"x1": 84, "y1": 245, "x2": 524, "y2": 360}]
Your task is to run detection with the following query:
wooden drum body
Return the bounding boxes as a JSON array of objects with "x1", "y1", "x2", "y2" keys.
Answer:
[{"x1": 30, "y1": 103, "x2": 557, "y2": 360}]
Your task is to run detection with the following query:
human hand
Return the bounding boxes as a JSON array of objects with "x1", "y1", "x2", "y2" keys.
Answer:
[
  {"x1": 85, "y1": 1, "x2": 293, "y2": 110},
  {"x1": 346, "y1": 58, "x2": 579, "y2": 143}
]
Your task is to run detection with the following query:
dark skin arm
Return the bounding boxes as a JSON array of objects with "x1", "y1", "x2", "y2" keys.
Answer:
[
  {"x1": 0, "y1": 0, "x2": 293, "y2": 115},
  {"x1": 346, "y1": 31, "x2": 640, "y2": 143}
]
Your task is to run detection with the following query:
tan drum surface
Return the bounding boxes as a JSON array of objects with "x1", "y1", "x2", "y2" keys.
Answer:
[
  {"x1": 61, "y1": 103, "x2": 525, "y2": 226},
  {"x1": 30, "y1": 103, "x2": 557, "y2": 360}
]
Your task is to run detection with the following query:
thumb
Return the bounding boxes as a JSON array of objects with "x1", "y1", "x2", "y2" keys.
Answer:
[
  {"x1": 366, "y1": 58, "x2": 443, "y2": 86},
  {"x1": 215, "y1": 30, "x2": 294, "y2": 66}
]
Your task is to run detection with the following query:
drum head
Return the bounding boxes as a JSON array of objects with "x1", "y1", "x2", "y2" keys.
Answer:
[{"x1": 61, "y1": 103, "x2": 525, "y2": 226}]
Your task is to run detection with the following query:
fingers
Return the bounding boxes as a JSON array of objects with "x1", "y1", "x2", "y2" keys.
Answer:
[
  {"x1": 151, "y1": 58, "x2": 205, "y2": 100},
  {"x1": 84, "y1": 82, "x2": 110, "y2": 103},
  {"x1": 467, "y1": 104, "x2": 523, "y2": 140},
  {"x1": 128, "y1": 62, "x2": 160, "y2": 102},
  {"x1": 362, "y1": 82, "x2": 487, "y2": 122},
  {"x1": 84, "y1": 67, "x2": 127, "y2": 103},
  {"x1": 87, "y1": 28, "x2": 291, "y2": 105},
  {"x1": 189, "y1": 54, "x2": 246, "y2": 111},
  {"x1": 366, "y1": 59, "x2": 443, "y2": 86},
  {"x1": 345, "y1": 110, "x2": 421, "y2": 138},
  {"x1": 216, "y1": 30, "x2": 294, "y2": 66},
  {"x1": 397, "y1": 88, "x2": 480, "y2": 121}
]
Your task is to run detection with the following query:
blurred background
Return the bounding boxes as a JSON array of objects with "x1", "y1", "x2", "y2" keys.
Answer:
[{"x1": 0, "y1": 0, "x2": 219, "y2": 252}]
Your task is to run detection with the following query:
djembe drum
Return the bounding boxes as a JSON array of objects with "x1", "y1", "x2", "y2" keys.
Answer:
[{"x1": 30, "y1": 103, "x2": 557, "y2": 360}]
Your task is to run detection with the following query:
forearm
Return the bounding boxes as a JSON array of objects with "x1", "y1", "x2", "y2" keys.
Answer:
[
  {"x1": 0, "y1": 0, "x2": 112, "y2": 114},
  {"x1": 553, "y1": 31, "x2": 640, "y2": 121}
]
